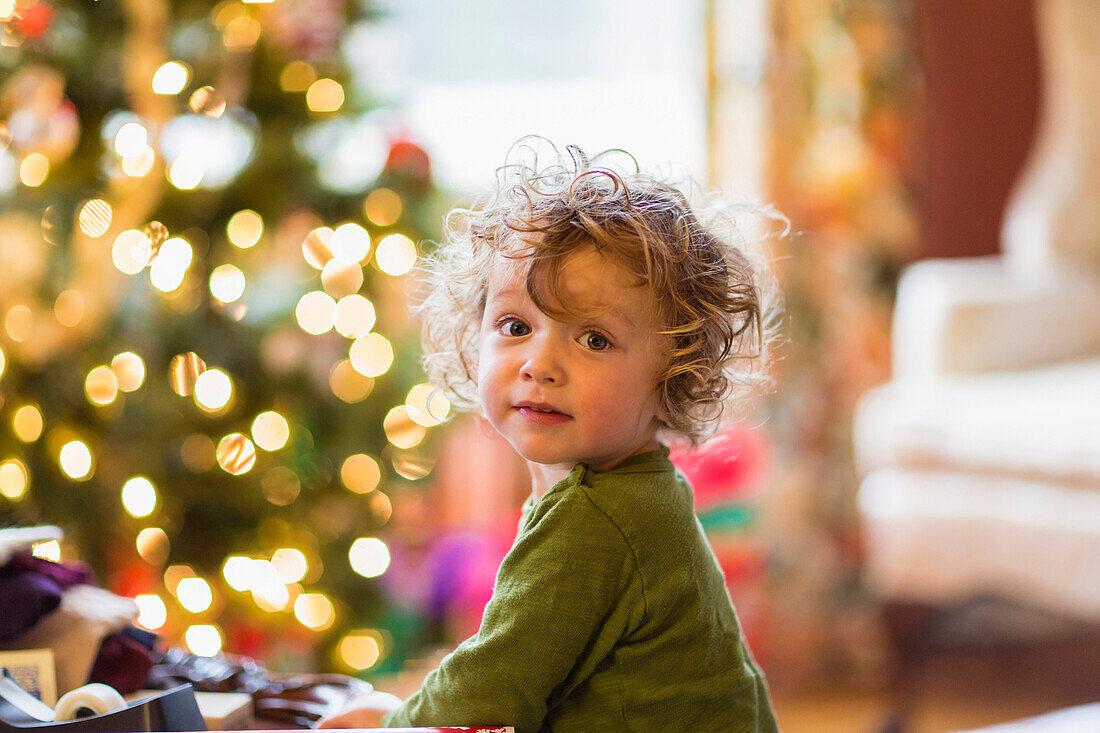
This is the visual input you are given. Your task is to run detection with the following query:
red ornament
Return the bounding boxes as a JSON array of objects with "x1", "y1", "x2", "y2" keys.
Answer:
[
  {"x1": 110, "y1": 558, "x2": 160, "y2": 599},
  {"x1": 13, "y1": 2, "x2": 54, "y2": 39},
  {"x1": 225, "y1": 622, "x2": 268, "y2": 661},
  {"x1": 669, "y1": 426, "x2": 769, "y2": 509},
  {"x1": 384, "y1": 138, "x2": 432, "y2": 191}
]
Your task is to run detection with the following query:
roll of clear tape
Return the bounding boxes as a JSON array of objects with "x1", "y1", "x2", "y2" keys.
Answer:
[{"x1": 53, "y1": 684, "x2": 127, "y2": 721}]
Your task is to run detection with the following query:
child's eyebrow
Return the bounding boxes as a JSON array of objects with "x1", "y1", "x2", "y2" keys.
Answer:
[
  {"x1": 594, "y1": 307, "x2": 637, "y2": 330},
  {"x1": 562, "y1": 303, "x2": 643, "y2": 334},
  {"x1": 485, "y1": 285, "x2": 644, "y2": 332}
]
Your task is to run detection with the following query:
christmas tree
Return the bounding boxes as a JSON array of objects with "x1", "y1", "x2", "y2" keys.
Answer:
[{"x1": 0, "y1": 0, "x2": 445, "y2": 675}]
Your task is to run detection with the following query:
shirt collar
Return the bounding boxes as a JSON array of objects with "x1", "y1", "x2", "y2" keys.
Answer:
[{"x1": 584, "y1": 444, "x2": 673, "y2": 475}]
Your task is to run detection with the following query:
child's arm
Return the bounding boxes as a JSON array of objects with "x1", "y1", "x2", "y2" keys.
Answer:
[{"x1": 375, "y1": 489, "x2": 641, "y2": 730}]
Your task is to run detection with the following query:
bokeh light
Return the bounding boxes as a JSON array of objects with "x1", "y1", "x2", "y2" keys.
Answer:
[
  {"x1": 405, "y1": 383, "x2": 451, "y2": 427},
  {"x1": 247, "y1": 560, "x2": 290, "y2": 612},
  {"x1": 12, "y1": 405, "x2": 43, "y2": 443},
  {"x1": 85, "y1": 365, "x2": 119, "y2": 406},
  {"x1": 5, "y1": 306, "x2": 32, "y2": 343},
  {"x1": 177, "y1": 576, "x2": 214, "y2": 613},
  {"x1": 59, "y1": 440, "x2": 93, "y2": 480},
  {"x1": 349, "y1": 333, "x2": 393, "y2": 377},
  {"x1": 328, "y1": 359, "x2": 374, "y2": 403},
  {"x1": 261, "y1": 466, "x2": 300, "y2": 506},
  {"x1": 279, "y1": 61, "x2": 316, "y2": 92},
  {"x1": 152, "y1": 61, "x2": 190, "y2": 95},
  {"x1": 121, "y1": 145, "x2": 156, "y2": 178},
  {"x1": 321, "y1": 259, "x2": 364, "y2": 299},
  {"x1": 121, "y1": 476, "x2": 157, "y2": 517},
  {"x1": 142, "y1": 222, "x2": 169, "y2": 257},
  {"x1": 112, "y1": 229, "x2": 153, "y2": 275},
  {"x1": 339, "y1": 631, "x2": 382, "y2": 671},
  {"x1": 134, "y1": 594, "x2": 167, "y2": 630},
  {"x1": 330, "y1": 223, "x2": 371, "y2": 262},
  {"x1": 180, "y1": 434, "x2": 216, "y2": 473},
  {"x1": 168, "y1": 157, "x2": 204, "y2": 190},
  {"x1": 369, "y1": 491, "x2": 392, "y2": 525},
  {"x1": 136, "y1": 527, "x2": 170, "y2": 565},
  {"x1": 216, "y1": 433, "x2": 256, "y2": 475},
  {"x1": 227, "y1": 209, "x2": 263, "y2": 248},
  {"x1": 271, "y1": 548, "x2": 308, "y2": 584},
  {"x1": 111, "y1": 352, "x2": 146, "y2": 392},
  {"x1": 251, "y1": 411, "x2": 290, "y2": 451},
  {"x1": 349, "y1": 537, "x2": 390, "y2": 578},
  {"x1": 19, "y1": 153, "x2": 49, "y2": 187},
  {"x1": 293, "y1": 592, "x2": 335, "y2": 630},
  {"x1": 114, "y1": 122, "x2": 149, "y2": 157},
  {"x1": 302, "y1": 227, "x2": 334, "y2": 269},
  {"x1": 389, "y1": 446, "x2": 436, "y2": 480},
  {"x1": 383, "y1": 406, "x2": 427, "y2": 449},
  {"x1": 54, "y1": 289, "x2": 86, "y2": 328},
  {"x1": 184, "y1": 624, "x2": 222, "y2": 656},
  {"x1": 375, "y1": 234, "x2": 417, "y2": 276},
  {"x1": 306, "y1": 79, "x2": 344, "y2": 113},
  {"x1": 189, "y1": 86, "x2": 227, "y2": 118},
  {"x1": 164, "y1": 565, "x2": 196, "y2": 595},
  {"x1": 222, "y1": 556, "x2": 254, "y2": 592},
  {"x1": 150, "y1": 237, "x2": 194, "y2": 292},
  {"x1": 77, "y1": 199, "x2": 112, "y2": 238},
  {"x1": 340, "y1": 454, "x2": 380, "y2": 494},
  {"x1": 0, "y1": 458, "x2": 29, "y2": 500},
  {"x1": 364, "y1": 188, "x2": 402, "y2": 226},
  {"x1": 254, "y1": 583, "x2": 291, "y2": 613},
  {"x1": 334, "y1": 294, "x2": 375, "y2": 338},
  {"x1": 209, "y1": 263, "x2": 246, "y2": 303},
  {"x1": 194, "y1": 368, "x2": 233, "y2": 412},
  {"x1": 223, "y1": 14, "x2": 261, "y2": 49},
  {"x1": 295, "y1": 291, "x2": 337, "y2": 335},
  {"x1": 170, "y1": 352, "x2": 206, "y2": 396}
]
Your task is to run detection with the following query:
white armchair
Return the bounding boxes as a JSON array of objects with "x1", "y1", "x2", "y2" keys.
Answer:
[
  {"x1": 853, "y1": 0, "x2": 1100, "y2": 625},
  {"x1": 854, "y1": 258, "x2": 1100, "y2": 622}
]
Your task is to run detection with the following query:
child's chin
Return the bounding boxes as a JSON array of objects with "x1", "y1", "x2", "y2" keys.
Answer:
[{"x1": 512, "y1": 443, "x2": 575, "y2": 467}]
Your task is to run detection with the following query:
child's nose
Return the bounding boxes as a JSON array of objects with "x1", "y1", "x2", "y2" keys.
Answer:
[{"x1": 520, "y1": 337, "x2": 565, "y2": 384}]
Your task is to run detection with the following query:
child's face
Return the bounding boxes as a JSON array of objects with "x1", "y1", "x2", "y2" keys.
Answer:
[{"x1": 477, "y1": 245, "x2": 668, "y2": 473}]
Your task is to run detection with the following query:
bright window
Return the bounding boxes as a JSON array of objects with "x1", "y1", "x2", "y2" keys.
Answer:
[{"x1": 348, "y1": 0, "x2": 710, "y2": 193}]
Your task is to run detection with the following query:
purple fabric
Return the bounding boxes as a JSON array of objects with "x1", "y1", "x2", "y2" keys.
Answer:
[
  {"x1": 88, "y1": 631, "x2": 158, "y2": 695},
  {"x1": 0, "y1": 554, "x2": 92, "y2": 641},
  {"x1": 2, "y1": 554, "x2": 92, "y2": 587}
]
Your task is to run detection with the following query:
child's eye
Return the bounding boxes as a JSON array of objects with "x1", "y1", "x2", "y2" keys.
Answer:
[
  {"x1": 501, "y1": 318, "x2": 531, "y2": 337},
  {"x1": 583, "y1": 332, "x2": 612, "y2": 351}
]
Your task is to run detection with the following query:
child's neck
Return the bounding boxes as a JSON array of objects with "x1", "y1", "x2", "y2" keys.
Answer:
[
  {"x1": 527, "y1": 461, "x2": 573, "y2": 500},
  {"x1": 525, "y1": 439, "x2": 663, "y2": 500}
]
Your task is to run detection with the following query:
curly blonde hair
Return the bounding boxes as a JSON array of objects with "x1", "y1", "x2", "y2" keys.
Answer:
[{"x1": 418, "y1": 140, "x2": 780, "y2": 445}]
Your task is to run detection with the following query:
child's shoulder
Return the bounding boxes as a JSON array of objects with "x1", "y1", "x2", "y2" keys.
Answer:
[{"x1": 551, "y1": 452, "x2": 694, "y2": 542}]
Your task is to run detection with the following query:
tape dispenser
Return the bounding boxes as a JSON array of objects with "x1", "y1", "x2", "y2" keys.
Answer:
[{"x1": 0, "y1": 669, "x2": 205, "y2": 732}]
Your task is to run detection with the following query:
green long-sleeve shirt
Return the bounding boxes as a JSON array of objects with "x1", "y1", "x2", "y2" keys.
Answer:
[{"x1": 383, "y1": 447, "x2": 778, "y2": 732}]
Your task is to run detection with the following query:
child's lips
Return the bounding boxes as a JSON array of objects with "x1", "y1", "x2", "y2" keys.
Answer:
[{"x1": 514, "y1": 402, "x2": 572, "y2": 425}]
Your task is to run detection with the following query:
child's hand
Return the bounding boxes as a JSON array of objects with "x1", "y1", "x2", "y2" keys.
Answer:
[{"x1": 314, "y1": 690, "x2": 403, "y2": 729}]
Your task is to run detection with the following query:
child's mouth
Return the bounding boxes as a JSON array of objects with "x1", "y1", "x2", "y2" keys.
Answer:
[{"x1": 515, "y1": 404, "x2": 572, "y2": 425}]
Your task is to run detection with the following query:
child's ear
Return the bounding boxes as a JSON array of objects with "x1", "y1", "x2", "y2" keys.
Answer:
[{"x1": 653, "y1": 396, "x2": 671, "y2": 426}]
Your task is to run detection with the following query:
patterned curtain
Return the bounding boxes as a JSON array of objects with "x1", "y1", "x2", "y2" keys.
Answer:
[{"x1": 752, "y1": 0, "x2": 921, "y2": 687}]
